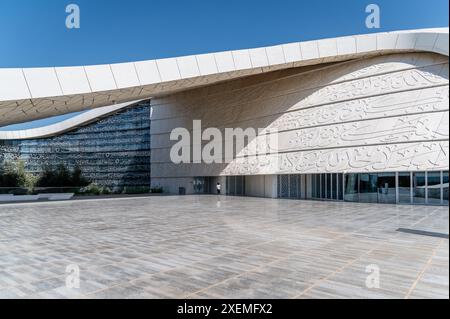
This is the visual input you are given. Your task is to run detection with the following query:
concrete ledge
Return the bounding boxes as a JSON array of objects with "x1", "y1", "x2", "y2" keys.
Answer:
[
  {"x1": 0, "y1": 195, "x2": 40, "y2": 202},
  {"x1": 0, "y1": 193, "x2": 74, "y2": 203},
  {"x1": 37, "y1": 193, "x2": 75, "y2": 201}
]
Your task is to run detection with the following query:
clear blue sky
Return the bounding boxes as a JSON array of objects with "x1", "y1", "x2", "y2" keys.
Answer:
[{"x1": 0, "y1": 0, "x2": 448, "y2": 130}]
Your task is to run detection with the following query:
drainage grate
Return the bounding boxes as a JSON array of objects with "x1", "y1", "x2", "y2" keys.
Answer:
[{"x1": 396, "y1": 228, "x2": 449, "y2": 239}]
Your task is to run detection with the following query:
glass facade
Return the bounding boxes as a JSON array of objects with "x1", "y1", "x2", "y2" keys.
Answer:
[
  {"x1": 226, "y1": 176, "x2": 245, "y2": 196},
  {"x1": 344, "y1": 173, "x2": 359, "y2": 202},
  {"x1": 280, "y1": 173, "x2": 344, "y2": 201},
  {"x1": 413, "y1": 172, "x2": 426, "y2": 204},
  {"x1": 443, "y1": 172, "x2": 449, "y2": 205},
  {"x1": 0, "y1": 101, "x2": 151, "y2": 191},
  {"x1": 359, "y1": 173, "x2": 378, "y2": 203},
  {"x1": 311, "y1": 173, "x2": 344, "y2": 201},
  {"x1": 193, "y1": 177, "x2": 212, "y2": 194},
  {"x1": 277, "y1": 171, "x2": 448, "y2": 206},
  {"x1": 398, "y1": 172, "x2": 411, "y2": 204},
  {"x1": 427, "y1": 172, "x2": 442, "y2": 205},
  {"x1": 277, "y1": 174, "x2": 303, "y2": 199},
  {"x1": 344, "y1": 173, "x2": 396, "y2": 204}
]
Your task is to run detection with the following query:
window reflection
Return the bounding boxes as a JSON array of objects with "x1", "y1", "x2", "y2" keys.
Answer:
[
  {"x1": 413, "y1": 172, "x2": 426, "y2": 204},
  {"x1": 275, "y1": 171, "x2": 447, "y2": 206},
  {"x1": 443, "y1": 172, "x2": 449, "y2": 205},
  {"x1": 326, "y1": 173, "x2": 332, "y2": 199},
  {"x1": 398, "y1": 172, "x2": 411, "y2": 204},
  {"x1": 337, "y1": 173, "x2": 343, "y2": 201},
  {"x1": 344, "y1": 174, "x2": 359, "y2": 202},
  {"x1": 226, "y1": 176, "x2": 245, "y2": 196},
  {"x1": 321, "y1": 174, "x2": 326, "y2": 199},
  {"x1": 377, "y1": 173, "x2": 396, "y2": 204},
  {"x1": 427, "y1": 172, "x2": 442, "y2": 205},
  {"x1": 289, "y1": 175, "x2": 299, "y2": 199},
  {"x1": 332, "y1": 173, "x2": 338, "y2": 200},
  {"x1": 359, "y1": 173, "x2": 378, "y2": 203}
]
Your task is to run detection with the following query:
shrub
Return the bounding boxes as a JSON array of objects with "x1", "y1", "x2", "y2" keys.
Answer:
[
  {"x1": 79, "y1": 183, "x2": 102, "y2": 195},
  {"x1": 36, "y1": 164, "x2": 90, "y2": 188},
  {"x1": 0, "y1": 161, "x2": 33, "y2": 189},
  {"x1": 36, "y1": 166, "x2": 60, "y2": 187},
  {"x1": 0, "y1": 169, "x2": 21, "y2": 187},
  {"x1": 150, "y1": 186, "x2": 163, "y2": 194},
  {"x1": 71, "y1": 166, "x2": 90, "y2": 187},
  {"x1": 101, "y1": 187, "x2": 112, "y2": 195},
  {"x1": 123, "y1": 186, "x2": 151, "y2": 194}
]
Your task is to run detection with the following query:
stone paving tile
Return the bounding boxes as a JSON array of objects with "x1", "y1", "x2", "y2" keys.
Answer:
[
  {"x1": 87, "y1": 283, "x2": 149, "y2": 299},
  {"x1": 408, "y1": 281, "x2": 449, "y2": 299},
  {"x1": 298, "y1": 280, "x2": 402, "y2": 299},
  {"x1": 195, "y1": 273, "x2": 308, "y2": 299},
  {"x1": 130, "y1": 273, "x2": 210, "y2": 299},
  {"x1": 0, "y1": 195, "x2": 448, "y2": 299}
]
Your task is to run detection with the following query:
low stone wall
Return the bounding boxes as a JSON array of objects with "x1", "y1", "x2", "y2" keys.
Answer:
[{"x1": 0, "y1": 193, "x2": 74, "y2": 203}]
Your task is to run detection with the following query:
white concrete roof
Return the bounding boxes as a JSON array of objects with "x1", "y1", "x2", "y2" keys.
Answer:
[{"x1": 0, "y1": 28, "x2": 448, "y2": 128}]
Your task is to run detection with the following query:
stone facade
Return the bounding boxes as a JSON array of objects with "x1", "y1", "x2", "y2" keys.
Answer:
[{"x1": 150, "y1": 53, "x2": 449, "y2": 194}]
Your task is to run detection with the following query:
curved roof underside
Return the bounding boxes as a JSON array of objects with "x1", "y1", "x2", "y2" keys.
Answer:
[
  {"x1": 0, "y1": 100, "x2": 142, "y2": 140},
  {"x1": 0, "y1": 28, "x2": 448, "y2": 136}
]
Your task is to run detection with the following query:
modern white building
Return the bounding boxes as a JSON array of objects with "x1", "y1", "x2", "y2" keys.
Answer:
[{"x1": 0, "y1": 28, "x2": 448, "y2": 205}]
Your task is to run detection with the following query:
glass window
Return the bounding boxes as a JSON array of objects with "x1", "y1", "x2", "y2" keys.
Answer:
[
  {"x1": 413, "y1": 172, "x2": 426, "y2": 204},
  {"x1": 300, "y1": 175, "x2": 306, "y2": 199},
  {"x1": 344, "y1": 174, "x2": 359, "y2": 202},
  {"x1": 313, "y1": 174, "x2": 320, "y2": 199},
  {"x1": 228, "y1": 176, "x2": 236, "y2": 195},
  {"x1": 398, "y1": 172, "x2": 411, "y2": 204},
  {"x1": 193, "y1": 177, "x2": 210, "y2": 194},
  {"x1": 311, "y1": 174, "x2": 316, "y2": 198},
  {"x1": 427, "y1": 172, "x2": 442, "y2": 205},
  {"x1": 277, "y1": 175, "x2": 280, "y2": 198},
  {"x1": 321, "y1": 174, "x2": 326, "y2": 199},
  {"x1": 377, "y1": 173, "x2": 396, "y2": 204},
  {"x1": 316, "y1": 174, "x2": 321, "y2": 199},
  {"x1": 332, "y1": 173, "x2": 338, "y2": 200},
  {"x1": 359, "y1": 173, "x2": 378, "y2": 203},
  {"x1": 337, "y1": 173, "x2": 343, "y2": 201},
  {"x1": 289, "y1": 175, "x2": 298, "y2": 199},
  {"x1": 443, "y1": 172, "x2": 449, "y2": 205},
  {"x1": 299, "y1": 175, "x2": 304, "y2": 199},
  {"x1": 236, "y1": 176, "x2": 245, "y2": 196},
  {"x1": 326, "y1": 174, "x2": 332, "y2": 199},
  {"x1": 280, "y1": 175, "x2": 289, "y2": 198}
]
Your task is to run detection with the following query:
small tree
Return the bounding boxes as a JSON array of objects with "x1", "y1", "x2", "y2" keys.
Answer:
[
  {"x1": 55, "y1": 164, "x2": 70, "y2": 187},
  {"x1": 36, "y1": 165, "x2": 57, "y2": 187},
  {"x1": 36, "y1": 164, "x2": 90, "y2": 188},
  {"x1": 0, "y1": 160, "x2": 29, "y2": 188},
  {"x1": 15, "y1": 161, "x2": 33, "y2": 188},
  {"x1": 71, "y1": 166, "x2": 89, "y2": 187},
  {"x1": 0, "y1": 162, "x2": 19, "y2": 187},
  {"x1": 15, "y1": 161, "x2": 26, "y2": 186}
]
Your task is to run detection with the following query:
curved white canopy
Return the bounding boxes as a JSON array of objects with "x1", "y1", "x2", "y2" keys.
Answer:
[
  {"x1": 0, "y1": 28, "x2": 448, "y2": 128},
  {"x1": 0, "y1": 100, "x2": 142, "y2": 140}
]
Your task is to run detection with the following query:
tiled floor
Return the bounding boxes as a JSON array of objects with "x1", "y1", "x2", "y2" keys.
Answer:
[{"x1": 0, "y1": 195, "x2": 448, "y2": 299}]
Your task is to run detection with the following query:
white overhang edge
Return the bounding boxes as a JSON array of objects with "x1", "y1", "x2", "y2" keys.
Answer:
[
  {"x1": 0, "y1": 28, "x2": 448, "y2": 139},
  {"x1": 1, "y1": 28, "x2": 448, "y2": 103}
]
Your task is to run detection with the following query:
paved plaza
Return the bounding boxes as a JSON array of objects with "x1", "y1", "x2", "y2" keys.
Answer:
[{"x1": 0, "y1": 195, "x2": 448, "y2": 299}]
